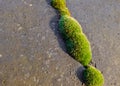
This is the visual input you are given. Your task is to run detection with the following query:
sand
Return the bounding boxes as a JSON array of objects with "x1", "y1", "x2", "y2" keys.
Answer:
[{"x1": 0, "y1": 0, "x2": 120, "y2": 86}]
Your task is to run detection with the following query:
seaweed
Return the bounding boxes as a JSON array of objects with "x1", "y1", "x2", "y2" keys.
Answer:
[
  {"x1": 50, "y1": 0, "x2": 104, "y2": 86},
  {"x1": 59, "y1": 15, "x2": 92, "y2": 66},
  {"x1": 83, "y1": 65, "x2": 104, "y2": 86}
]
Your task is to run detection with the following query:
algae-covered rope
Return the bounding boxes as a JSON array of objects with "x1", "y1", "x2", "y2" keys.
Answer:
[{"x1": 50, "y1": 0, "x2": 104, "y2": 86}]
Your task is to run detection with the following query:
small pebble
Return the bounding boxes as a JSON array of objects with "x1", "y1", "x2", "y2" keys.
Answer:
[
  {"x1": 0, "y1": 54, "x2": 2, "y2": 58},
  {"x1": 33, "y1": 76, "x2": 37, "y2": 82},
  {"x1": 20, "y1": 54, "x2": 24, "y2": 57},
  {"x1": 57, "y1": 78, "x2": 61, "y2": 82},
  {"x1": 29, "y1": 4, "x2": 32, "y2": 7},
  {"x1": 18, "y1": 27, "x2": 23, "y2": 31}
]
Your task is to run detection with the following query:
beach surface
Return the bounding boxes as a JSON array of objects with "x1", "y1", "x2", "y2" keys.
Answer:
[{"x1": 0, "y1": 0, "x2": 120, "y2": 86}]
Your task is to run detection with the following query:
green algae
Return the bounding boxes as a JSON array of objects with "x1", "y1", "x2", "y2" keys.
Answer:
[
  {"x1": 83, "y1": 65, "x2": 104, "y2": 86},
  {"x1": 59, "y1": 8, "x2": 70, "y2": 16},
  {"x1": 59, "y1": 15, "x2": 92, "y2": 66},
  {"x1": 65, "y1": 33, "x2": 92, "y2": 66},
  {"x1": 51, "y1": 0, "x2": 66, "y2": 10},
  {"x1": 50, "y1": 0, "x2": 104, "y2": 86},
  {"x1": 51, "y1": 0, "x2": 70, "y2": 16},
  {"x1": 59, "y1": 15, "x2": 82, "y2": 39}
]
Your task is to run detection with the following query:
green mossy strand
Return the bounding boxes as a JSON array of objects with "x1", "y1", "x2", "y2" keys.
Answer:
[
  {"x1": 51, "y1": 0, "x2": 66, "y2": 10},
  {"x1": 50, "y1": 0, "x2": 104, "y2": 86},
  {"x1": 59, "y1": 15, "x2": 82, "y2": 39},
  {"x1": 51, "y1": 0, "x2": 70, "y2": 16},
  {"x1": 59, "y1": 15, "x2": 92, "y2": 66},
  {"x1": 59, "y1": 8, "x2": 71, "y2": 16},
  {"x1": 83, "y1": 65, "x2": 104, "y2": 86}
]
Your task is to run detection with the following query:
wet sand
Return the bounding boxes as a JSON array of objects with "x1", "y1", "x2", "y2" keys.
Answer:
[{"x1": 0, "y1": 0, "x2": 120, "y2": 86}]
